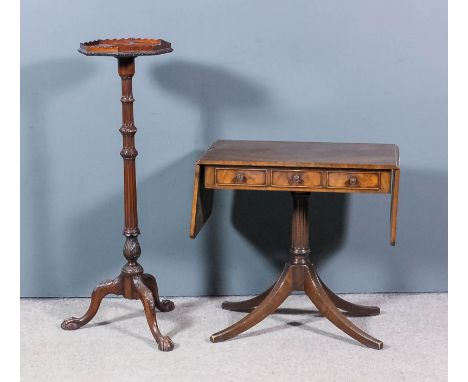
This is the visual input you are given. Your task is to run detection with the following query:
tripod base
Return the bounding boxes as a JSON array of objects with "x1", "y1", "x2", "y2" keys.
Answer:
[
  {"x1": 211, "y1": 261, "x2": 383, "y2": 350},
  {"x1": 61, "y1": 271, "x2": 175, "y2": 351}
]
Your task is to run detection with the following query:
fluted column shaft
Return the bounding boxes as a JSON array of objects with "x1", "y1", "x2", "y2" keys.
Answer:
[
  {"x1": 117, "y1": 57, "x2": 142, "y2": 281},
  {"x1": 289, "y1": 192, "x2": 311, "y2": 265}
]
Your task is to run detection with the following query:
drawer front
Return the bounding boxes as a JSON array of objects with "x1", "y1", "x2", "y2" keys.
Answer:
[
  {"x1": 271, "y1": 170, "x2": 322, "y2": 188},
  {"x1": 327, "y1": 171, "x2": 380, "y2": 190},
  {"x1": 215, "y1": 168, "x2": 267, "y2": 186}
]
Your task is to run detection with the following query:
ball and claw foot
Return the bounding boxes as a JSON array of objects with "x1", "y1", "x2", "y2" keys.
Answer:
[
  {"x1": 134, "y1": 276, "x2": 175, "y2": 351},
  {"x1": 156, "y1": 335, "x2": 175, "y2": 352},
  {"x1": 133, "y1": 275, "x2": 175, "y2": 352},
  {"x1": 141, "y1": 273, "x2": 175, "y2": 313},
  {"x1": 61, "y1": 276, "x2": 122, "y2": 331},
  {"x1": 61, "y1": 274, "x2": 175, "y2": 351},
  {"x1": 61, "y1": 317, "x2": 84, "y2": 330},
  {"x1": 159, "y1": 299, "x2": 175, "y2": 312}
]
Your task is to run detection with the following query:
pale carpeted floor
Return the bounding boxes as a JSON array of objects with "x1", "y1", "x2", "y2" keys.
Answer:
[{"x1": 21, "y1": 293, "x2": 447, "y2": 382}]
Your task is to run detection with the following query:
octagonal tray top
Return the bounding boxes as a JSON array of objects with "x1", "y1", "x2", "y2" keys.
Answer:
[{"x1": 78, "y1": 38, "x2": 172, "y2": 57}]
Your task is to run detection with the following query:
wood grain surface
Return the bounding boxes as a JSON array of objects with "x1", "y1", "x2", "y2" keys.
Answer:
[{"x1": 198, "y1": 140, "x2": 399, "y2": 170}]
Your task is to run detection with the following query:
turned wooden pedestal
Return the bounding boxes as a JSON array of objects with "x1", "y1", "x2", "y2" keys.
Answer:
[
  {"x1": 61, "y1": 39, "x2": 175, "y2": 351},
  {"x1": 211, "y1": 192, "x2": 383, "y2": 349}
]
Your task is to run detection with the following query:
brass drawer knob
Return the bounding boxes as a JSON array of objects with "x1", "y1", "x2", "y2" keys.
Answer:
[
  {"x1": 234, "y1": 172, "x2": 246, "y2": 183},
  {"x1": 291, "y1": 174, "x2": 303, "y2": 185},
  {"x1": 348, "y1": 175, "x2": 359, "y2": 186}
]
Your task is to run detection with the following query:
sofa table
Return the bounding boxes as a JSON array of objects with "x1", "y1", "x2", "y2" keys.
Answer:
[{"x1": 190, "y1": 140, "x2": 400, "y2": 350}]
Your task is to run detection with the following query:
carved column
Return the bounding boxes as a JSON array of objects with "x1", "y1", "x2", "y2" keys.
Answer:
[
  {"x1": 118, "y1": 57, "x2": 143, "y2": 299},
  {"x1": 289, "y1": 192, "x2": 311, "y2": 265}
]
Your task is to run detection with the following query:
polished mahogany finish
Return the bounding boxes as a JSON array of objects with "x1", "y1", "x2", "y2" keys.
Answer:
[
  {"x1": 197, "y1": 140, "x2": 399, "y2": 169},
  {"x1": 191, "y1": 140, "x2": 400, "y2": 349},
  {"x1": 271, "y1": 169, "x2": 322, "y2": 188},
  {"x1": 210, "y1": 193, "x2": 382, "y2": 349},
  {"x1": 191, "y1": 140, "x2": 399, "y2": 244},
  {"x1": 78, "y1": 38, "x2": 172, "y2": 57},
  {"x1": 203, "y1": 166, "x2": 392, "y2": 194},
  {"x1": 62, "y1": 39, "x2": 174, "y2": 352}
]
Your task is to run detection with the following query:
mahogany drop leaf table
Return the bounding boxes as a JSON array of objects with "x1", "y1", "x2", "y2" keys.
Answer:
[
  {"x1": 61, "y1": 38, "x2": 175, "y2": 351},
  {"x1": 190, "y1": 140, "x2": 400, "y2": 350}
]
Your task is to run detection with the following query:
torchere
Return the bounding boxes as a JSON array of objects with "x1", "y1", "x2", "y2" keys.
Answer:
[{"x1": 61, "y1": 38, "x2": 175, "y2": 351}]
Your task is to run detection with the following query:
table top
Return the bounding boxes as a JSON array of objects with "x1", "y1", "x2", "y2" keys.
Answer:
[
  {"x1": 191, "y1": 139, "x2": 400, "y2": 244},
  {"x1": 197, "y1": 140, "x2": 399, "y2": 170},
  {"x1": 78, "y1": 38, "x2": 173, "y2": 57}
]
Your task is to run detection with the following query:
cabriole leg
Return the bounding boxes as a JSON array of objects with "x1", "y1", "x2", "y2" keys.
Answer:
[{"x1": 61, "y1": 276, "x2": 123, "y2": 330}]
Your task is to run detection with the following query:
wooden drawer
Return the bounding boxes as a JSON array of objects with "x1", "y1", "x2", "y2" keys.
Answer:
[
  {"x1": 215, "y1": 168, "x2": 267, "y2": 186},
  {"x1": 327, "y1": 171, "x2": 380, "y2": 190},
  {"x1": 204, "y1": 166, "x2": 391, "y2": 193},
  {"x1": 271, "y1": 170, "x2": 322, "y2": 188}
]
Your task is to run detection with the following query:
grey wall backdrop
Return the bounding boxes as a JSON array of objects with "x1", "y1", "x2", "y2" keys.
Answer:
[{"x1": 21, "y1": 0, "x2": 447, "y2": 297}]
